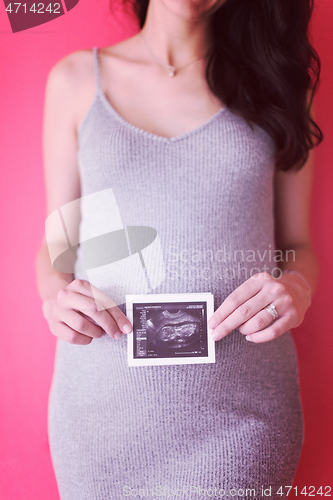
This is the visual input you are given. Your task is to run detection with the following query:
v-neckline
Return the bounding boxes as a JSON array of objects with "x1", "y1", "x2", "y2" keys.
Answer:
[{"x1": 96, "y1": 87, "x2": 228, "y2": 143}]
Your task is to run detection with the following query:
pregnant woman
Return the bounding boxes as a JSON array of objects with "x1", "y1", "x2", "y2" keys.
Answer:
[{"x1": 36, "y1": 0, "x2": 323, "y2": 498}]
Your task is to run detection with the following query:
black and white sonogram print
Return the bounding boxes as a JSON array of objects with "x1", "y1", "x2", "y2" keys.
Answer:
[{"x1": 132, "y1": 302, "x2": 208, "y2": 359}]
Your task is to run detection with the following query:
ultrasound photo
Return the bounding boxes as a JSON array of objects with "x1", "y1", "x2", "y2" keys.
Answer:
[{"x1": 126, "y1": 293, "x2": 215, "y2": 366}]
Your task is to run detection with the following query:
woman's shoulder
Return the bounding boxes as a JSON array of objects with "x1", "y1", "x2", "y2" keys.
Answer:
[
  {"x1": 45, "y1": 49, "x2": 100, "y2": 132},
  {"x1": 46, "y1": 49, "x2": 96, "y2": 93},
  {"x1": 42, "y1": 49, "x2": 99, "y2": 140},
  {"x1": 46, "y1": 36, "x2": 138, "y2": 89}
]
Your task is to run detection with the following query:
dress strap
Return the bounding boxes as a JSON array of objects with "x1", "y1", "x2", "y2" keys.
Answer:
[{"x1": 92, "y1": 47, "x2": 101, "y2": 91}]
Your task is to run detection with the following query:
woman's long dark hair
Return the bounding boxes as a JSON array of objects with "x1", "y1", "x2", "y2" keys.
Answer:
[{"x1": 114, "y1": 0, "x2": 323, "y2": 171}]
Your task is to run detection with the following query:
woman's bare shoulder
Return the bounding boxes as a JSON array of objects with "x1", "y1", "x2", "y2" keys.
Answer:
[
  {"x1": 44, "y1": 39, "x2": 140, "y2": 131},
  {"x1": 46, "y1": 35, "x2": 141, "y2": 90},
  {"x1": 45, "y1": 49, "x2": 100, "y2": 134},
  {"x1": 46, "y1": 49, "x2": 96, "y2": 94}
]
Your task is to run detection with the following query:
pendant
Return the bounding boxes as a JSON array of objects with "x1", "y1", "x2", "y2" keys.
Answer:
[{"x1": 168, "y1": 66, "x2": 176, "y2": 77}]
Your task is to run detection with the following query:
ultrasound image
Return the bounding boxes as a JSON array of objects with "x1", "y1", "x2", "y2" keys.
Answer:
[{"x1": 132, "y1": 302, "x2": 208, "y2": 359}]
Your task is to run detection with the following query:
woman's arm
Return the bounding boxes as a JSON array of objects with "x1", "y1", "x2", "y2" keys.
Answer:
[
  {"x1": 272, "y1": 98, "x2": 319, "y2": 305},
  {"x1": 208, "y1": 103, "x2": 318, "y2": 343},
  {"x1": 273, "y1": 102, "x2": 319, "y2": 295},
  {"x1": 35, "y1": 54, "x2": 81, "y2": 303},
  {"x1": 35, "y1": 52, "x2": 133, "y2": 344}
]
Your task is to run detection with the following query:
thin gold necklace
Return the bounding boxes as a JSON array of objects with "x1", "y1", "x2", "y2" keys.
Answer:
[{"x1": 140, "y1": 32, "x2": 206, "y2": 77}]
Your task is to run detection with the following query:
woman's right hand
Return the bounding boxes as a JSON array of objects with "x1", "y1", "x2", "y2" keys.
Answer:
[{"x1": 42, "y1": 279, "x2": 132, "y2": 345}]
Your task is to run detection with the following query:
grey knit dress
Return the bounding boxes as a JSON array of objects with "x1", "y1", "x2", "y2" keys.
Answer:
[{"x1": 48, "y1": 47, "x2": 304, "y2": 500}]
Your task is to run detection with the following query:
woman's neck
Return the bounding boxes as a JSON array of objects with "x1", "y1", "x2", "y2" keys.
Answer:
[{"x1": 140, "y1": 0, "x2": 213, "y2": 68}]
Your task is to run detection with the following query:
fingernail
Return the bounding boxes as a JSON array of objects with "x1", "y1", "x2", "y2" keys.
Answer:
[
  {"x1": 211, "y1": 330, "x2": 220, "y2": 341},
  {"x1": 122, "y1": 324, "x2": 132, "y2": 334},
  {"x1": 114, "y1": 332, "x2": 122, "y2": 339},
  {"x1": 246, "y1": 335, "x2": 253, "y2": 342}
]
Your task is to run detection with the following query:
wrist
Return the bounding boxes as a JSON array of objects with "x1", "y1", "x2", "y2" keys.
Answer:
[
  {"x1": 42, "y1": 294, "x2": 56, "y2": 322},
  {"x1": 42, "y1": 278, "x2": 71, "y2": 321},
  {"x1": 281, "y1": 270, "x2": 312, "y2": 292},
  {"x1": 279, "y1": 270, "x2": 312, "y2": 309}
]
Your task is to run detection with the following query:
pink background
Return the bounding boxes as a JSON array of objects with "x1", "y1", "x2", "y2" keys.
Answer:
[{"x1": 0, "y1": 1, "x2": 332, "y2": 498}]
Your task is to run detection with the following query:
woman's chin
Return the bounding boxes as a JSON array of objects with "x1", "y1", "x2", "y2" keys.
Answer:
[{"x1": 159, "y1": 0, "x2": 226, "y2": 21}]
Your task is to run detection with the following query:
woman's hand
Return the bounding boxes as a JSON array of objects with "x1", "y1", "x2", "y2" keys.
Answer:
[
  {"x1": 42, "y1": 279, "x2": 132, "y2": 345},
  {"x1": 208, "y1": 272, "x2": 312, "y2": 343}
]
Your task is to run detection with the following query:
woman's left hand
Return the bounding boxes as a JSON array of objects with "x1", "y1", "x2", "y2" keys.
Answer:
[{"x1": 208, "y1": 272, "x2": 312, "y2": 343}]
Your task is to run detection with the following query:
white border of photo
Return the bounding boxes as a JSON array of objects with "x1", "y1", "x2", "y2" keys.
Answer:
[{"x1": 126, "y1": 293, "x2": 215, "y2": 366}]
